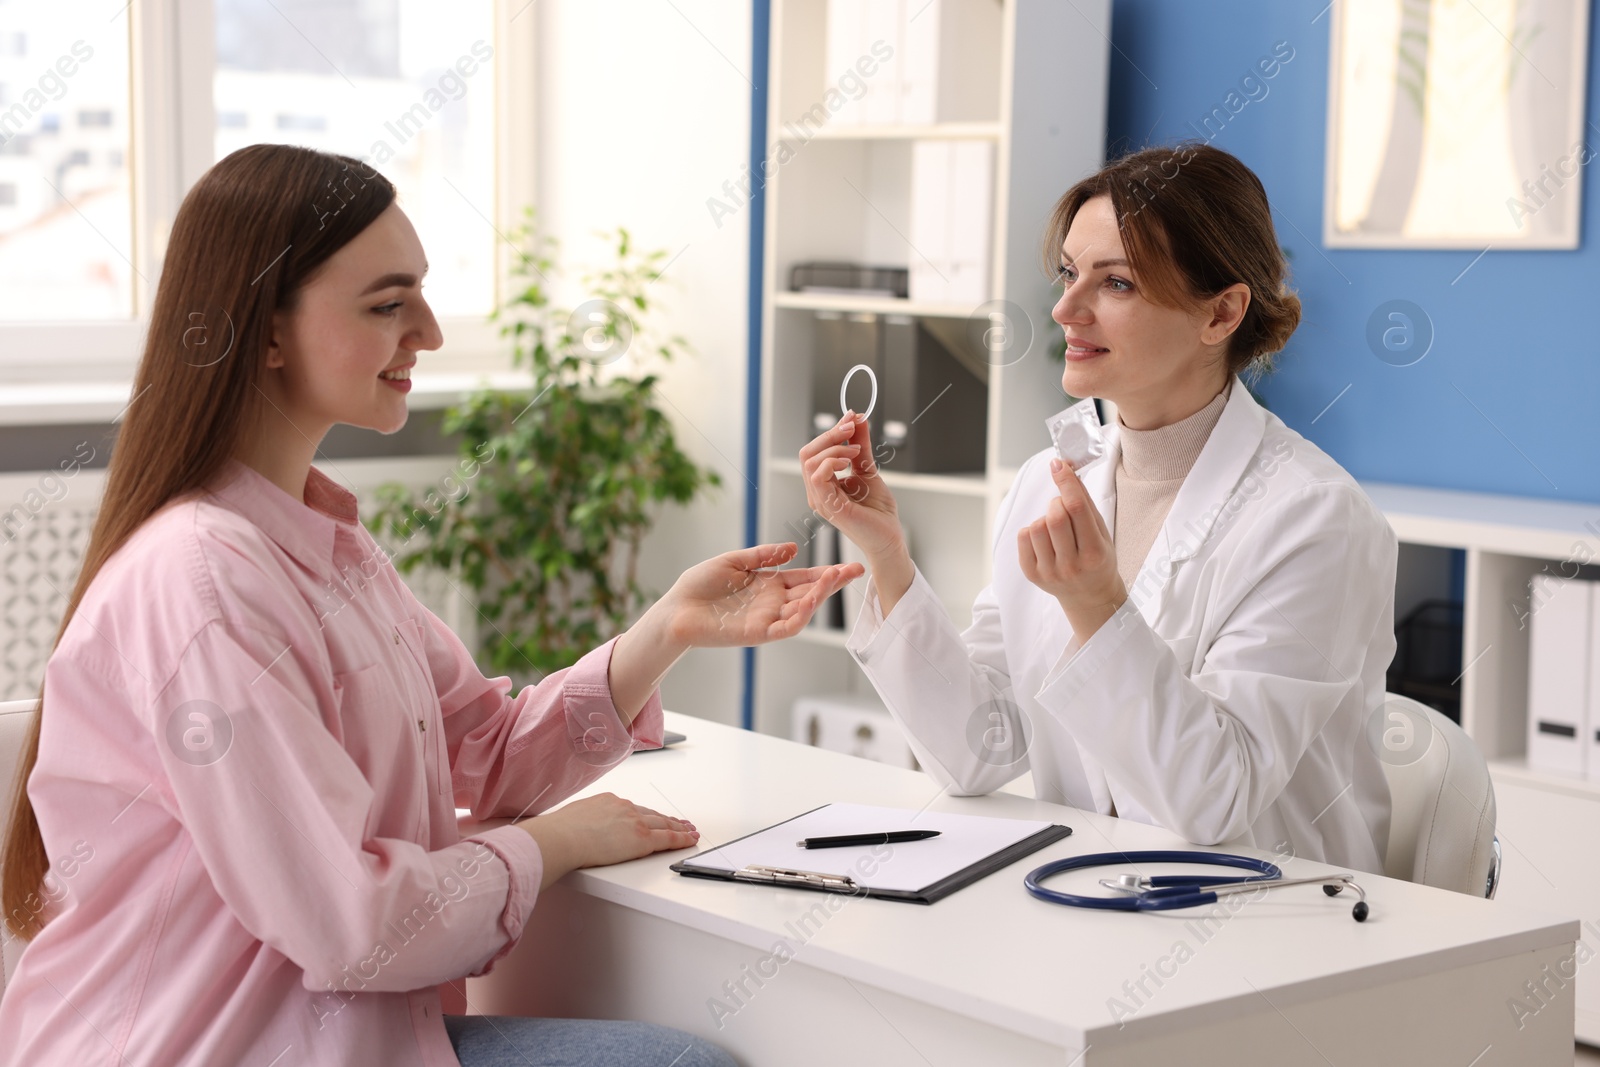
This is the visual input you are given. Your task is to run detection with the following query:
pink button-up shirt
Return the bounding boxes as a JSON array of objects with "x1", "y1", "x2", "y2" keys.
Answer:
[{"x1": 0, "y1": 458, "x2": 662, "y2": 1066}]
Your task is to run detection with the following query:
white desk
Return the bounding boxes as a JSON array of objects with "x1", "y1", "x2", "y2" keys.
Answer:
[{"x1": 463, "y1": 712, "x2": 1579, "y2": 1066}]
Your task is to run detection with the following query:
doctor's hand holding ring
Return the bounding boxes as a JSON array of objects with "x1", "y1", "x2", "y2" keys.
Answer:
[
  {"x1": 798, "y1": 412, "x2": 917, "y2": 610},
  {"x1": 1018, "y1": 456, "x2": 1128, "y2": 641}
]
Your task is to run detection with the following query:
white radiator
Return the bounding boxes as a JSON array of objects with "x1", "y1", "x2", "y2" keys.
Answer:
[{"x1": 0, "y1": 455, "x2": 474, "y2": 700}]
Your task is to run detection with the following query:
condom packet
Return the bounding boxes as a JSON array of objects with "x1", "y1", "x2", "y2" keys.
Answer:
[{"x1": 1045, "y1": 398, "x2": 1107, "y2": 472}]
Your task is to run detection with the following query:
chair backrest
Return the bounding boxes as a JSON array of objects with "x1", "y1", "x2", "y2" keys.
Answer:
[
  {"x1": 1378, "y1": 693, "x2": 1499, "y2": 898},
  {"x1": 0, "y1": 697, "x2": 38, "y2": 996}
]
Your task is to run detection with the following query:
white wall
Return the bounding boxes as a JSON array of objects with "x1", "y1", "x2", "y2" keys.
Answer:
[{"x1": 535, "y1": 0, "x2": 754, "y2": 726}]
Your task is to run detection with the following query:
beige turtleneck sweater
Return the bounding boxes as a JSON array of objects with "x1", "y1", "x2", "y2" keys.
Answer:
[
  {"x1": 1113, "y1": 381, "x2": 1230, "y2": 588},
  {"x1": 1102, "y1": 381, "x2": 1228, "y2": 819}
]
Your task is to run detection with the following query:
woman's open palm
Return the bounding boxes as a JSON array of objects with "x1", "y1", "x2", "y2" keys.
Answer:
[{"x1": 666, "y1": 543, "x2": 863, "y2": 647}]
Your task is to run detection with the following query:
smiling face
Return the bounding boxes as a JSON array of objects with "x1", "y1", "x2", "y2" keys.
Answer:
[
  {"x1": 1050, "y1": 195, "x2": 1246, "y2": 430},
  {"x1": 261, "y1": 201, "x2": 442, "y2": 437}
]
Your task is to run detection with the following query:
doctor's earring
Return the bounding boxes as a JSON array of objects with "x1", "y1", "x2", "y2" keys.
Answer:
[{"x1": 965, "y1": 697, "x2": 1033, "y2": 768}]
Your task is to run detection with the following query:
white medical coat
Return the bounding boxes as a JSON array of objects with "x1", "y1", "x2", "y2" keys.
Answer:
[{"x1": 847, "y1": 375, "x2": 1395, "y2": 873}]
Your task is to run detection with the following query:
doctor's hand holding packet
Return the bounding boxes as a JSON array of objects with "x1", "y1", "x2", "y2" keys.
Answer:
[
  {"x1": 798, "y1": 141, "x2": 1397, "y2": 877},
  {"x1": 0, "y1": 144, "x2": 855, "y2": 1067}
]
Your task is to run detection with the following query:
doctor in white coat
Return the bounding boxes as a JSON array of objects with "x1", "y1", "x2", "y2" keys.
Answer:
[{"x1": 799, "y1": 143, "x2": 1395, "y2": 874}]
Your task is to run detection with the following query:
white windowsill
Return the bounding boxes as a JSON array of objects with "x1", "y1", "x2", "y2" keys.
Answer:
[{"x1": 0, "y1": 370, "x2": 537, "y2": 427}]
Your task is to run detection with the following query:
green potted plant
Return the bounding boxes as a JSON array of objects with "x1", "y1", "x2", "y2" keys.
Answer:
[{"x1": 367, "y1": 207, "x2": 721, "y2": 680}]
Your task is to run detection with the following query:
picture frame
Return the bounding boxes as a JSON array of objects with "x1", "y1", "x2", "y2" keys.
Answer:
[{"x1": 1323, "y1": 0, "x2": 1591, "y2": 250}]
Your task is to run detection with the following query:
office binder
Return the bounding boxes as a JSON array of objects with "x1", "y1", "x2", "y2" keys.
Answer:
[
  {"x1": 670, "y1": 802, "x2": 1071, "y2": 904},
  {"x1": 861, "y1": 0, "x2": 900, "y2": 124},
  {"x1": 806, "y1": 521, "x2": 844, "y2": 630},
  {"x1": 825, "y1": 0, "x2": 868, "y2": 125},
  {"x1": 815, "y1": 0, "x2": 999, "y2": 126},
  {"x1": 1526, "y1": 573, "x2": 1589, "y2": 776},
  {"x1": 1589, "y1": 577, "x2": 1600, "y2": 782},
  {"x1": 878, "y1": 315, "x2": 987, "y2": 473},
  {"x1": 808, "y1": 311, "x2": 987, "y2": 474},
  {"x1": 908, "y1": 140, "x2": 994, "y2": 305}
]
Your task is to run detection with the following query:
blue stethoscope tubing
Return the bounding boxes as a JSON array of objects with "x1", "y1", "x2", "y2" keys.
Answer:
[{"x1": 1024, "y1": 849, "x2": 1370, "y2": 921}]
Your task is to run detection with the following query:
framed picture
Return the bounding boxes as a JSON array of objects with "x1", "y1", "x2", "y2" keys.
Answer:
[{"x1": 1324, "y1": 0, "x2": 1591, "y2": 250}]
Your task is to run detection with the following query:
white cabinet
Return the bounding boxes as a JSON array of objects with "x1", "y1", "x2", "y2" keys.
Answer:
[
  {"x1": 754, "y1": 0, "x2": 1112, "y2": 738},
  {"x1": 1366, "y1": 481, "x2": 1600, "y2": 1042},
  {"x1": 1489, "y1": 776, "x2": 1600, "y2": 1042}
]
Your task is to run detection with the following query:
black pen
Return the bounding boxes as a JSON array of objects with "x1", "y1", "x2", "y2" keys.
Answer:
[{"x1": 797, "y1": 830, "x2": 941, "y2": 849}]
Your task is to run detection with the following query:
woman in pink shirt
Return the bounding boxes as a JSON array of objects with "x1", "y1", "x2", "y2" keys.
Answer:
[{"x1": 0, "y1": 144, "x2": 859, "y2": 1066}]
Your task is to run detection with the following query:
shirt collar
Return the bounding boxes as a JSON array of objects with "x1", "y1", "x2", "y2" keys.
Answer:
[{"x1": 206, "y1": 458, "x2": 360, "y2": 580}]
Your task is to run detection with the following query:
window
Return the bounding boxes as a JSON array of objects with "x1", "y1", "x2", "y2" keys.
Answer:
[
  {"x1": 213, "y1": 0, "x2": 498, "y2": 318},
  {"x1": 0, "y1": 1, "x2": 134, "y2": 322},
  {"x1": 0, "y1": 0, "x2": 534, "y2": 382},
  {"x1": 273, "y1": 113, "x2": 328, "y2": 131}
]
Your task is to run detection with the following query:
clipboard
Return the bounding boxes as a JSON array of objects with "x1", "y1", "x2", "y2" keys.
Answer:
[{"x1": 670, "y1": 802, "x2": 1072, "y2": 905}]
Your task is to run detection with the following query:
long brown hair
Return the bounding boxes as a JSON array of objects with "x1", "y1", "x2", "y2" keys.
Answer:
[
  {"x1": 1043, "y1": 141, "x2": 1301, "y2": 375},
  {"x1": 3, "y1": 144, "x2": 396, "y2": 940}
]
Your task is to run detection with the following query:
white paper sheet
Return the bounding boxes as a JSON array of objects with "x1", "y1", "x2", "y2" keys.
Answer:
[{"x1": 684, "y1": 803, "x2": 1055, "y2": 894}]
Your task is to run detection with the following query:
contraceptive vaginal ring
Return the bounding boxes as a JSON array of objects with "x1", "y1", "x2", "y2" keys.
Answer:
[{"x1": 840, "y1": 363, "x2": 877, "y2": 421}]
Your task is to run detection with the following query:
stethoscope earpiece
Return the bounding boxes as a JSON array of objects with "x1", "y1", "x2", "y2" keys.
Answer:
[{"x1": 1320, "y1": 879, "x2": 1370, "y2": 920}]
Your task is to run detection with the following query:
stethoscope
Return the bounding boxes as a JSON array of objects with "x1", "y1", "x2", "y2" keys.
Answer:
[{"x1": 1025, "y1": 850, "x2": 1370, "y2": 922}]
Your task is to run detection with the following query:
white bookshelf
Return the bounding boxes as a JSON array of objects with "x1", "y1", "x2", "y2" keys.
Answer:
[
  {"x1": 753, "y1": 5, "x2": 1598, "y2": 1036},
  {"x1": 1362, "y1": 479, "x2": 1600, "y2": 1042},
  {"x1": 753, "y1": 0, "x2": 1112, "y2": 738},
  {"x1": 771, "y1": 291, "x2": 979, "y2": 318}
]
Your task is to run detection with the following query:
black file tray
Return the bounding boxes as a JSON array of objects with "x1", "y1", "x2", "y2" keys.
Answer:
[{"x1": 670, "y1": 805, "x2": 1072, "y2": 905}]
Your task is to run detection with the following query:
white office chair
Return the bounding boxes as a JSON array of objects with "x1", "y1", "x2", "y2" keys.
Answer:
[
  {"x1": 0, "y1": 697, "x2": 38, "y2": 997},
  {"x1": 1377, "y1": 693, "x2": 1501, "y2": 899}
]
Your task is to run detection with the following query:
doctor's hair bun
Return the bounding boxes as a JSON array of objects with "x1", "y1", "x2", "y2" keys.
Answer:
[
  {"x1": 1242, "y1": 282, "x2": 1302, "y2": 370},
  {"x1": 1042, "y1": 141, "x2": 1300, "y2": 376}
]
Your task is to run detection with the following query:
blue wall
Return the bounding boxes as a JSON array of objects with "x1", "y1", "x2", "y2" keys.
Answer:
[{"x1": 1105, "y1": 0, "x2": 1600, "y2": 504}]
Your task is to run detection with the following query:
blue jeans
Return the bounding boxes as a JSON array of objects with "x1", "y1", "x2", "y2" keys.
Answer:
[{"x1": 443, "y1": 1014, "x2": 737, "y2": 1067}]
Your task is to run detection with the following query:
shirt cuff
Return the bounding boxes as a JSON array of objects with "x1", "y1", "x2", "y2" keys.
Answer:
[
  {"x1": 628, "y1": 689, "x2": 665, "y2": 749},
  {"x1": 1037, "y1": 598, "x2": 1143, "y2": 703},
  {"x1": 460, "y1": 823, "x2": 544, "y2": 977},
  {"x1": 562, "y1": 636, "x2": 662, "y2": 763},
  {"x1": 847, "y1": 565, "x2": 932, "y2": 663}
]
